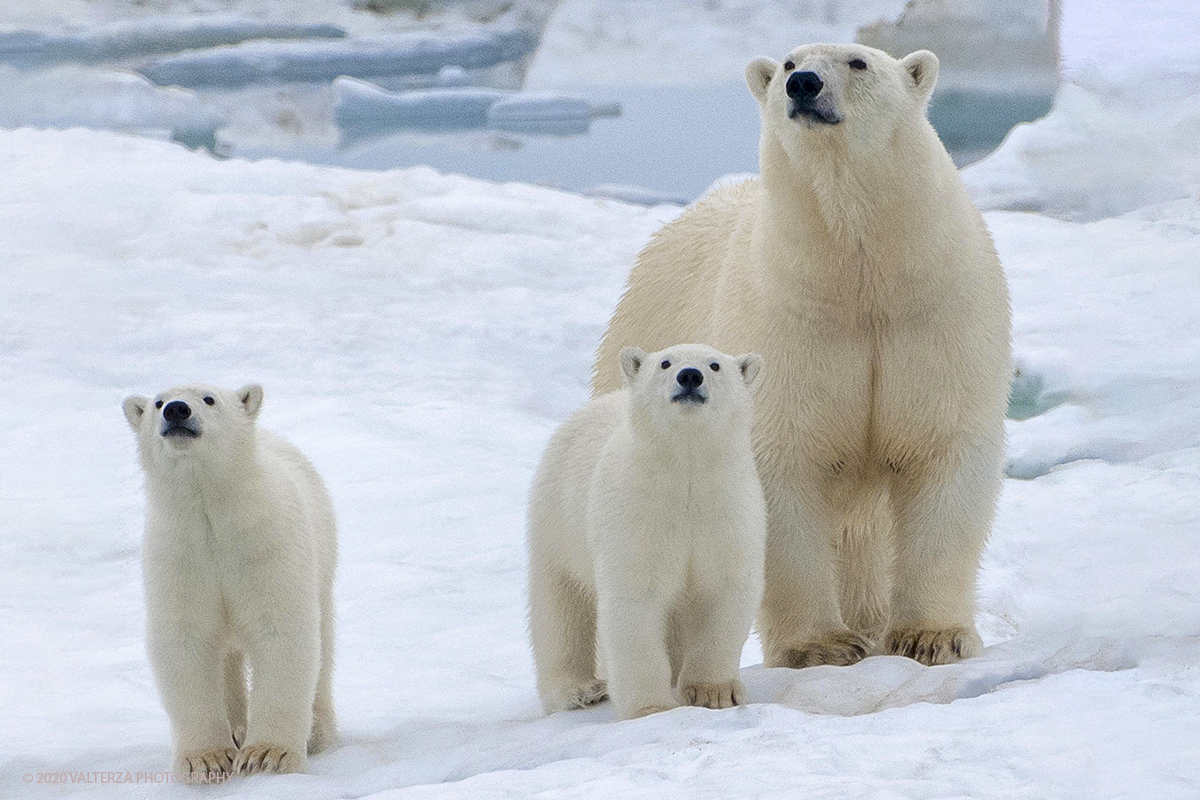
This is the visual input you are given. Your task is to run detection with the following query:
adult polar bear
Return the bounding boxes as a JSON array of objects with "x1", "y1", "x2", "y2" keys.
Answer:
[{"x1": 594, "y1": 44, "x2": 1011, "y2": 668}]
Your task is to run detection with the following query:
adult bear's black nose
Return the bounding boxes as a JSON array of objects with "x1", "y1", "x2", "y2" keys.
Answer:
[
  {"x1": 786, "y1": 70, "x2": 823, "y2": 101},
  {"x1": 676, "y1": 368, "x2": 703, "y2": 389},
  {"x1": 162, "y1": 400, "x2": 191, "y2": 422}
]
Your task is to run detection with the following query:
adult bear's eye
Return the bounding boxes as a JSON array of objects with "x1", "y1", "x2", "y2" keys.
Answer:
[
  {"x1": 710, "y1": 362, "x2": 720, "y2": 371},
  {"x1": 783, "y1": 60, "x2": 795, "y2": 72},
  {"x1": 203, "y1": 396, "x2": 215, "y2": 406},
  {"x1": 660, "y1": 360, "x2": 671, "y2": 369},
  {"x1": 848, "y1": 58, "x2": 867, "y2": 70},
  {"x1": 155, "y1": 400, "x2": 163, "y2": 409}
]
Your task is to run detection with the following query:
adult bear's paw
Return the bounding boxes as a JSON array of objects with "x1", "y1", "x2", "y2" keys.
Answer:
[
  {"x1": 773, "y1": 630, "x2": 872, "y2": 668},
  {"x1": 886, "y1": 626, "x2": 981, "y2": 665},
  {"x1": 681, "y1": 679, "x2": 745, "y2": 709}
]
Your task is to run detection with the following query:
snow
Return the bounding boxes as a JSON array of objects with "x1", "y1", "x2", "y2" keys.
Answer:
[
  {"x1": 138, "y1": 28, "x2": 539, "y2": 88},
  {"x1": 3, "y1": 114, "x2": 1200, "y2": 795},
  {"x1": 3, "y1": 1, "x2": 1200, "y2": 797},
  {"x1": 0, "y1": 18, "x2": 345, "y2": 68},
  {"x1": 963, "y1": 76, "x2": 1200, "y2": 221}
]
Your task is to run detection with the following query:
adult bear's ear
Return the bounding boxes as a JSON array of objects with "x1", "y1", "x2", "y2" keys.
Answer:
[
  {"x1": 901, "y1": 50, "x2": 939, "y2": 103},
  {"x1": 122, "y1": 395, "x2": 148, "y2": 430},
  {"x1": 737, "y1": 354, "x2": 764, "y2": 391},
  {"x1": 746, "y1": 57, "x2": 779, "y2": 104},
  {"x1": 619, "y1": 347, "x2": 646, "y2": 385},
  {"x1": 237, "y1": 384, "x2": 264, "y2": 419}
]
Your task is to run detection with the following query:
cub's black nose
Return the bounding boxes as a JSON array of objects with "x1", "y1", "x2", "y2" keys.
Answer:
[
  {"x1": 676, "y1": 368, "x2": 704, "y2": 389},
  {"x1": 786, "y1": 70, "x2": 823, "y2": 101},
  {"x1": 162, "y1": 400, "x2": 191, "y2": 422}
]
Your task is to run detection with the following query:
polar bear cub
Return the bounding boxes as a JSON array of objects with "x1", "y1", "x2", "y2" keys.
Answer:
[
  {"x1": 528, "y1": 344, "x2": 766, "y2": 719},
  {"x1": 123, "y1": 384, "x2": 337, "y2": 777}
]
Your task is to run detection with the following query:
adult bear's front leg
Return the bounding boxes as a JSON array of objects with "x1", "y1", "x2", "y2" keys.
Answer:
[
  {"x1": 885, "y1": 433, "x2": 1003, "y2": 665},
  {"x1": 759, "y1": 482, "x2": 871, "y2": 668}
]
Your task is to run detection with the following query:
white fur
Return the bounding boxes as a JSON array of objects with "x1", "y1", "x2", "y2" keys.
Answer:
[
  {"x1": 595, "y1": 45, "x2": 1012, "y2": 668},
  {"x1": 123, "y1": 384, "x2": 337, "y2": 776},
  {"x1": 528, "y1": 344, "x2": 766, "y2": 719}
]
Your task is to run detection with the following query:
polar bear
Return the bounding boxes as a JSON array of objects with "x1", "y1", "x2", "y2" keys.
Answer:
[
  {"x1": 123, "y1": 384, "x2": 337, "y2": 777},
  {"x1": 594, "y1": 45, "x2": 1012, "y2": 668},
  {"x1": 528, "y1": 344, "x2": 766, "y2": 719}
]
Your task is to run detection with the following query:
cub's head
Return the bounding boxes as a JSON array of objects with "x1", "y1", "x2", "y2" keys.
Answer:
[
  {"x1": 746, "y1": 43, "x2": 938, "y2": 158},
  {"x1": 619, "y1": 344, "x2": 763, "y2": 436},
  {"x1": 123, "y1": 383, "x2": 264, "y2": 469}
]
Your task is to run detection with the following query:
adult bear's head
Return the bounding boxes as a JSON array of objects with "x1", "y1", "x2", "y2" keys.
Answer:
[{"x1": 745, "y1": 43, "x2": 939, "y2": 161}]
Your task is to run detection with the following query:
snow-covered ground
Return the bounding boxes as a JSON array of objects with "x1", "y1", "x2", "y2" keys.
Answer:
[
  {"x1": 3, "y1": 125, "x2": 1200, "y2": 798},
  {"x1": 3, "y1": 1, "x2": 1200, "y2": 798}
]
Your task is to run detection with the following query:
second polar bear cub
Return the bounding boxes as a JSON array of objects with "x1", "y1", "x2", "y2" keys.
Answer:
[
  {"x1": 528, "y1": 344, "x2": 766, "y2": 720},
  {"x1": 123, "y1": 384, "x2": 337, "y2": 777}
]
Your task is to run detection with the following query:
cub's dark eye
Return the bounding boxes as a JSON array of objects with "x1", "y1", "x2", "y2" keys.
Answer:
[
  {"x1": 154, "y1": 400, "x2": 163, "y2": 409},
  {"x1": 848, "y1": 58, "x2": 867, "y2": 71},
  {"x1": 783, "y1": 60, "x2": 795, "y2": 72},
  {"x1": 710, "y1": 362, "x2": 720, "y2": 372},
  {"x1": 660, "y1": 360, "x2": 671, "y2": 370},
  {"x1": 203, "y1": 396, "x2": 215, "y2": 406}
]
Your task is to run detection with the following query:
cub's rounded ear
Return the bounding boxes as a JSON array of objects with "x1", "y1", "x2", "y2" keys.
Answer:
[
  {"x1": 619, "y1": 347, "x2": 647, "y2": 385},
  {"x1": 746, "y1": 57, "x2": 779, "y2": 104},
  {"x1": 901, "y1": 50, "x2": 939, "y2": 102},
  {"x1": 237, "y1": 384, "x2": 264, "y2": 418},
  {"x1": 737, "y1": 353, "x2": 764, "y2": 391},
  {"x1": 122, "y1": 395, "x2": 148, "y2": 430}
]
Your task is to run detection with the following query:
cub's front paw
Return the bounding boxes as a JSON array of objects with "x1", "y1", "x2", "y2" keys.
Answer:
[
  {"x1": 544, "y1": 678, "x2": 609, "y2": 712},
  {"x1": 174, "y1": 746, "x2": 237, "y2": 781},
  {"x1": 886, "y1": 626, "x2": 981, "y2": 665},
  {"x1": 773, "y1": 630, "x2": 872, "y2": 668},
  {"x1": 233, "y1": 743, "x2": 305, "y2": 775},
  {"x1": 563, "y1": 679, "x2": 609, "y2": 709},
  {"x1": 681, "y1": 679, "x2": 745, "y2": 710}
]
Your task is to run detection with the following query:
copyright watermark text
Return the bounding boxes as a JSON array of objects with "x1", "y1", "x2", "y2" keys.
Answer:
[{"x1": 22, "y1": 771, "x2": 230, "y2": 786}]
